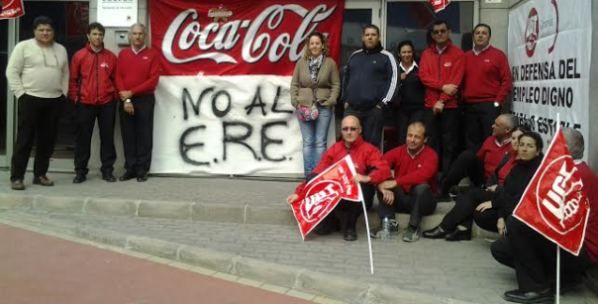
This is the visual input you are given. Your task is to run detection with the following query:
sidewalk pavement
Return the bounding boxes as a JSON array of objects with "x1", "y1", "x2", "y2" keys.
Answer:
[{"x1": 1, "y1": 171, "x2": 596, "y2": 304}]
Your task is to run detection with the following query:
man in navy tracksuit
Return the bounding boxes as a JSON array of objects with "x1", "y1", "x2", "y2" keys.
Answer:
[{"x1": 342, "y1": 24, "x2": 398, "y2": 150}]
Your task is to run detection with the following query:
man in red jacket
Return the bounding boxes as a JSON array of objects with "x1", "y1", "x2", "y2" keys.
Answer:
[
  {"x1": 287, "y1": 115, "x2": 391, "y2": 241},
  {"x1": 419, "y1": 20, "x2": 464, "y2": 176},
  {"x1": 373, "y1": 121, "x2": 439, "y2": 242},
  {"x1": 68, "y1": 22, "x2": 118, "y2": 183},
  {"x1": 462, "y1": 24, "x2": 512, "y2": 151},
  {"x1": 116, "y1": 23, "x2": 160, "y2": 182}
]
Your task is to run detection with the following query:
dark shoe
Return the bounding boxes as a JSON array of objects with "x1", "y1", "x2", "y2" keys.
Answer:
[
  {"x1": 503, "y1": 288, "x2": 553, "y2": 303},
  {"x1": 343, "y1": 229, "x2": 357, "y2": 241},
  {"x1": 370, "y1": 217, "x2": 398, "y2": 240},
  {"x1": 136, "y1": 174, "x2": 148, "y2": 182},
  {"x1": 423, "y1": 226, "x2": 450, "y2": 239},
  {"x1": 119, "y1": 172, "x2": 136, "y2": 181},
  {"x1": 11, "y1": 179, "x2": 25, "y2": 190},
  {"x1": 102, "y1": 174, "x2": 116, "y2": 182},
  {"x1": 402, "y1": 226, "x2": 421, "y2": 242},
  {"x1": 73, "y1": 175, "x2": 87, "y2": 184},
  {"x1": 445, "y1": 229, "x2": 472, "y2": 241},
  {"x1": 32, "y1": 176, "x2": 54, "y2": 186}
]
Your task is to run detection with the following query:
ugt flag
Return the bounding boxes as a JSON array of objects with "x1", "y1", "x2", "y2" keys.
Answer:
[
  {"x1": 290, "y1": 155, "x2": 362, "y2": 240},
  {"x1": 429, "y1": 0, "x2": 450, "y2": 13},
  {"x1": 0, "y1": 0, "x2": 25, "y2": 19},
  {"x1": 513, "y1": 127, "x2": 590, "y2": 255}
]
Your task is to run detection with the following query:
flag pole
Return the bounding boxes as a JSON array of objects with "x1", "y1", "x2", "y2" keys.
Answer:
[
  {"x1": 555, "y1": 112, "x2": 561, "y2": 304},
  {"x1": 361, "y1": 200, "x2": 375, "y2": 274}
]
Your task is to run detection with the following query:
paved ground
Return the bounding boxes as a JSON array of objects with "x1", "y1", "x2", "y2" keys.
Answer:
[
  {"x1": 1, "y1": 171, "x2": 597, "y2": 304},
  {"x1": 0, "y1": 224, "x2": 314, "y2": 304}
]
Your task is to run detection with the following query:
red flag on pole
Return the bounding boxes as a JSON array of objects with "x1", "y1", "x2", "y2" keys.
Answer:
[
  {"x1": 290, "y1": 155, "x2": 362, "y2": 240},
  {"x1": 513, "y1": 127, "x2": 590, "y2": 256},
  {"x1": 429, "y1": 0, "x2": 451, "y2": 13},
  {"x1": 0, "y1": 0, "x2": 25, "y2": 19}
]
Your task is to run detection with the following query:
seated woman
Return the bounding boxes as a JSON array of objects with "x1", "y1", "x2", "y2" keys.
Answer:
[{"x1": 423, "y1": 128, "x2": 534, "y2": 241}]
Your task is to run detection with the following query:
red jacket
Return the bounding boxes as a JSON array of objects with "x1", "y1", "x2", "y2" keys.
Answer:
[
  {"x1": 477, "y1": 135, "x2": 512, "y2": 180},
  {"x1": 295, "y1": 137, "x2": 390, "y2": 194},
  {"x1": 383, "y1": 145, "x2": 438, "y2": 193},
  {"x1": 68, "y1": 44, "x2": 117, "y2": 105},
  {"x1": 463, "y1": 46, "x2": 512, "y2": 104},
  {"x1": 419, "y1": 41, "x2": 464, "y2": 109},
  {"x1": 577, "y1": 162, "x2": 598, "y2": 262},
  {"x1": 116, "y1": 47, "x2": 161, "y2": 96}
]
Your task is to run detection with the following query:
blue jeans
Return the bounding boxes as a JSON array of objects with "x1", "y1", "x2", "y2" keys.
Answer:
[{"x1": 298, "y1": 105, "x2": 332, "y2": 177}]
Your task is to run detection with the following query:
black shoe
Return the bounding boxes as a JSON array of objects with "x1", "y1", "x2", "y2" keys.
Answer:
[
  {"x1": 102, "y1": 174, "x2": 116, "y2": 182},
  {"x1": 73, "y1": 175, "x2": 86, "y2": 184},
  {"x1": 136, "y1": 174, "x2": 148, "y2": 182},
  {"x1": 503, "y1": 288, "x2": 553, "y2": 303},
  {"x1": 445, "y1": 229, "x2": 472, "y2": 241},
  {"x1": 11, "y1": 179, "x2": 25, "y2": 190},
  {"x1": 119, "y1": 172, "x2": 136, "y2": 181},
  {"x1": 422, "y1": 226, "x2": 449, "y2": 239},
  {"x1": 33, "y1": 175, "x2": 54, "y2": 186},
  {"x1": 343, "y1": 229, "x2": 357, "y2": 241}
]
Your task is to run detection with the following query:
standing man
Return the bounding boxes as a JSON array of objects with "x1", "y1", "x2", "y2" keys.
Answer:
[
  {"x1": 419, "y1": 20, "x2": 464, "y2": 175},
  {"x1": 68, "y1": 22, "x2": 118, "y2": 183},
  {"x1": 462, "y1": 24, "x2": 512, "y2": 151},
  {"x1": 5, "y1": 16, "x2": 68, "y2": 190},
  {"x1": 342, "y1": 24, "x2": 398, "y2": 149},
  {"x1": 116, "y1": 23, "x2": 160, "y2": 182}
]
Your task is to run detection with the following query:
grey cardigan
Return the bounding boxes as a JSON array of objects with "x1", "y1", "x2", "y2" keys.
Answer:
[{"x1": 290, "y1": 56, "x2": 340, "y2": 108}]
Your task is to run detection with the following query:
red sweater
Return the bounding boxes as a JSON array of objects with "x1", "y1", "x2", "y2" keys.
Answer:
[
  {"x1": 295, "y1": 137, "x2": 391, "y2": 194},
  {"x1": 477, "y1": 136, "x2": 511, "y2": 180},
  {"x1": 68, "y1": 44, "x2": 117, "y2": 105},
  {"x1": 496, "y1": 151, "x2": 517, "y2": 185},
  {"x1": 463, "y1": 46, "x2": 512, "y2": 104},
  {"x1": 383, "y1": 145, "x2": 438, "y2": 193},
  {"x1": 116, "y1": 47, "x2": 161, "y2": 96},
  {"x1": 577, "y1": 162, "x2": 598, "y2": 262},
  {"x1": 419, "y1": 41, "x2": 464, "y2": 109}
]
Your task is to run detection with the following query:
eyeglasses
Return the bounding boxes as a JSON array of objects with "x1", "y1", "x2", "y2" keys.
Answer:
[
  {"x1": 342, "y1": 127, "x2": 358, "y2": 132},
  {"x1": 432, "y1": 29, "x2": 447, "y2": 35}
]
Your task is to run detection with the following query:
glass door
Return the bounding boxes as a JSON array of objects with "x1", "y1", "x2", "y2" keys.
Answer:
[{"x1": 0, "y1": 19, "x2": 9, "y2": 167}]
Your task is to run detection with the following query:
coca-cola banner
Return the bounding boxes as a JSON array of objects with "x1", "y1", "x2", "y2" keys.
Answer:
[
  {"x1": 150, "y1": 0, "x2": 344, "y2": 76},
  {"x1": 289, "y1": 156, "x2": 362, "y2": 239}
]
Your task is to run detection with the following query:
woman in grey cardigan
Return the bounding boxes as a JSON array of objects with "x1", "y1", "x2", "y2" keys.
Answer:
[{"x1": 290, "y1": 32, "x2": 340, "y2": 178}]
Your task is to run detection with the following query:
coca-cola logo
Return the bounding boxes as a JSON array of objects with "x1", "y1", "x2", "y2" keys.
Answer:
[
  {"x1": 162, "y1": 4, "x2": 336, "y2": 65},
  {"x1": 536, "y1": 156, "x2": 588, "y2": 234},
  {"x1": 300, "y1": 180, "x2": 342, "y2": 223}
]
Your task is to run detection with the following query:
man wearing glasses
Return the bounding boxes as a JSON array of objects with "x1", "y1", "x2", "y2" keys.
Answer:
[
  {"x1": 287, "y1": 115, "x2": 390, "y2": 241},
  {"x1": 419, "y1": 20, "x2": 464, "y2": 177},
  {"x1": 6, "y1": 16, "x2": 69, "y2": 190}
]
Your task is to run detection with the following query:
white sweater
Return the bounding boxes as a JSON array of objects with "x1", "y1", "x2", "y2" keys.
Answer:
[{"x1": 5, "y1": 38, "x2": 69, "y2": 99}]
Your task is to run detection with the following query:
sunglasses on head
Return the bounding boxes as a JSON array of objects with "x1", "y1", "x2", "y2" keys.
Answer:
[{"x1": 342, "y1": 127, "x2": 358, "y2": 132}]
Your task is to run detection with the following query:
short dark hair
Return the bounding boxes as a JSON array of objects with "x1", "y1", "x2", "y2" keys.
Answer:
[
  {"x1": 33, "y1": 16, "x2": 54, "y2": 30},
  {"x1": 519, "y1": 131, "x2": 544, "y2": 153},
  {"x1": 432, "y1": 20, "x2": 450, "y2": 30},
  {"x1": 362, "y1": 24, "x2": 380, "y2": 35},
  {"x1": 88, "y1": 22, "x2": 106, "y2": 35},
  {"x1": 397, "y1": 40, "x2": 415, "y2": 54},
  {"x1": 473, "y1": 23, "x2": 492, "y2": 37}
]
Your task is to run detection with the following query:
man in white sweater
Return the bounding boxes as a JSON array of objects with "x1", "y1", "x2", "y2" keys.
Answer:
[{"x1": 5, "y1": 16, "x2": 69, "y2": 190}]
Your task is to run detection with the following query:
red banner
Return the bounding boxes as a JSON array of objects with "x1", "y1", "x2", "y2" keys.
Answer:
[
  {"x1": 150, "y1": 0, "x2": 344, "y2": 76},
  {"x1": 513, "y1": 128, "x2": 590, "y2": 256},
  {"x1": 428, "y1": 0, "x2": 450, "y2": 13},
  {"x1": 0, "y1": 0, "x2": 25, "y2": 19},
  {"x1": 290, "y1": 155, "x2": 362, "y2": 240}
]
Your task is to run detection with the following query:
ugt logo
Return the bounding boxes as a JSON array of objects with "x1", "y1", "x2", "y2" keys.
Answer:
[{"x1": 300, "y1": 180, "x2": 342, "y2": 223}]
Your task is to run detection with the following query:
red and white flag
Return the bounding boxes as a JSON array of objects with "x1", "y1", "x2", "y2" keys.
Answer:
[
  {"x1": 513, "y1": 127, "x2": 590, "y2": 256},
  {"x1": 0, "y1": 0, "x2": 25, "y2": 19},
  {"x1": 429, "y1": 0, "x2": 450, "y2": 13},
  {"x1": 290, "y1": 155, "x2": 362, "y2": 240}
]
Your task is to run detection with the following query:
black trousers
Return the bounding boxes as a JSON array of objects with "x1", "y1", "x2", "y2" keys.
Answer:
[
  {"x1": 491, "y1": 217, "x2": 593, "y2": 292},
  {"x1": 119, "y1": 95, "x2": 155, "y2": 176},
  {"x1": 74, "y1": 101, "x2": 117, "y2": 176},
  {"x1": 440, "y1": 149, "x2": 485, "y2": 194},
  {"x1": 317, "y1": 183, "x2": 375, "y2": 232},
  {"x1": 463, "y1": 102, "x2": 501, "y2": 151},
  {"x1": 377, "y1": 184, "x2": 437, "y2": 228},
  {"x1": 394, "y1": 107, "x2": 425, "y2": 146},
  {"x1": 10, "y1": 94, "x2": 63, "y2": 181},
  {"x1": 422, "y1": 108, "x2": 459, "y2": 175},
  {"x1": 440, "y1": 188, "x2": 498, "y2": 232},
  {"x1": 345, "y1": 105, "x2": 384, "y2": 150}
]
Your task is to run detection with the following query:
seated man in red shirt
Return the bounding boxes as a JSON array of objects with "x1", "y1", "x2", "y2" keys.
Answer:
[
  {"x1": 287, "y1": 115, "x2": 390, "y2": 241},
  {"x1": 372, "y1": 121, "x2": 438, "y2": 242},
  {"x1": 440, "y1": 113, "x2": 517, "y2": 198},
  {"x1": 491, "y1": 128, "x2": 598, "y2": 304}
]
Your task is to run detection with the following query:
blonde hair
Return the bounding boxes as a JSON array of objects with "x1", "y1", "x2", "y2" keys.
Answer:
[{"x1": 302, "y1": 32, "x2": 328, "y2": 60}]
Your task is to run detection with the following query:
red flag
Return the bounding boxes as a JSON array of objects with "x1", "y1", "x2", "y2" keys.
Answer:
[
  {"x1": 429, "y1": 0, "x2": 450, "y2": 13},
  {"x1": 290, "y1": 155, "x2": 362, "y2": 240},
  {"x1": 0, "y1": 0, "x2": 25, "y2": 19},
  {"x1": 513, "y1": 128, "x2": 590, "y2": 256}
]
